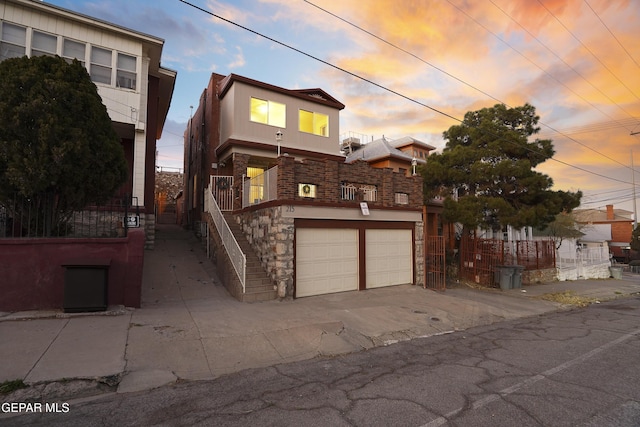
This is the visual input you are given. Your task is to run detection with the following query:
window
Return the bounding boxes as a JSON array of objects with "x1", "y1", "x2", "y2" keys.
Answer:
[
  {"x1": 116, "y1": 53, "x2": 136, "y2": 90},
  {"x1": 299, "y1": 110, "x2": 328, "y2": 136},
  {"x1": 90, "y1": 46, "x2": 112, "y2": 85},
  {"x1": 0, "y1": 22, "x2": 26, "y2": 61},
  {"x1": 31, "y1": 31, "x2": 57, "y2": 57},
  {"x1": 250, "y1": 97, "x2": 286, "y2": 128},
  {"x1": 63, "y1": 39, "x2": 85, "y2": 65}
]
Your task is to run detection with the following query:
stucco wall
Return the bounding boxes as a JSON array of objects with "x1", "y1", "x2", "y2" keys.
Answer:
[{"x1": 0, "y1": 229, "x2": 145, "y2": 311}]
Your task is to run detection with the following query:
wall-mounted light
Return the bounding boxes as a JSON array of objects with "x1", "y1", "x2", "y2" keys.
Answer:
[
  {"x1": 411, "y1": 157, "x2": 417, "y2": 176},
  {"x1": 276, "y1": 129, "x2": 283, "y2": 156}
]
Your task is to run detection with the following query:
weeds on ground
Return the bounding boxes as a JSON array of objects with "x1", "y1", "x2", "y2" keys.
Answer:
[
  {"x1": 536, "y1": 290, "x2": 597, "y2": 307},
  {"x1": 0, "y1": 379, "x2": 27, "y2": 394}
]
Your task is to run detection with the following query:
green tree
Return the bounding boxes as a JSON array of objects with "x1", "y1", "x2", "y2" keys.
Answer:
[
  {"x1": 0, "y1": 55, "x2": 127, "y2": 235},
  {"x1": 542, "y1": 212, "x2": 585, "y2": 250},
  {"x1": 421, "y1": 103, "x2": 582, "y2": 234}
]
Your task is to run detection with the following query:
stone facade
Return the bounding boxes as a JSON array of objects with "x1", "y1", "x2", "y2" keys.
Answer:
[
  {"x1": 236, "y1": 206, "x2": 295, "y2": 297},
  {"x1": 523, "y1": 268, "x2": 558, "y2": 285}
]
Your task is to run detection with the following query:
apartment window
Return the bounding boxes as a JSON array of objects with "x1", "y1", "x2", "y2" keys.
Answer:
[
  {"x1": 90, "y1": 46, "x2": 112, "y2": 85},
  {"x1": 63, "y1": 39, "x2": 85, "y2": 65},
  {"x1": 116, "y1": 53, "x2": 136, "y2": 90},
  {"x1": 31, "y1": 30, "x2": 57, "y2": 57},
  {"x1": 250, "y1": 97, "x2": 286, "y2": 128},
  {"x1": 0, "y1": 22, "x2": 26, "y2": 61},
  {"x1": 299, "y1": 109, "x2": 328, "y2": 137}
]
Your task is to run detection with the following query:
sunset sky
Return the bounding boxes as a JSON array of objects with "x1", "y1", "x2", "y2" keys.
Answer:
[{"x1": 47, "y1": 0, "x2": 640, "y2": 213}]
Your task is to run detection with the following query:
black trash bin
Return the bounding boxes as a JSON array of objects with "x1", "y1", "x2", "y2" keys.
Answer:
[{"x1": 62, "y1": 259, "x2": 111, "y2": 313}]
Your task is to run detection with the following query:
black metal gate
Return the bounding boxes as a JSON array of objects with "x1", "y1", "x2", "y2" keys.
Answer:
[{"x1": 425, "y1": 236, "x2": 446, "y2": 290}]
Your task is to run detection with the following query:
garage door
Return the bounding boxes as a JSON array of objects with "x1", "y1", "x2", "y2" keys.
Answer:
[
  {"x1": 296, "y1": 228, "x2": 359, "y2": 297},
  {"x1": 366, "y1": 229, "x2": 412, "y2": 288}
]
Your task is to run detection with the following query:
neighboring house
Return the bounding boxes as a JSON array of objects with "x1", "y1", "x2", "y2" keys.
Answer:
[
  {"x1": 343, "y1": 136, "x2": 432, "y2": 176},
  {"x1": 185, "y1": 73, "x2": 424, "y2": 301},
  {"x1": 574, "y1": 204, "x2": 634, "y2": 261},
  {"x1": 0, "y1": 0, "x2": 177, "y2": 248}
]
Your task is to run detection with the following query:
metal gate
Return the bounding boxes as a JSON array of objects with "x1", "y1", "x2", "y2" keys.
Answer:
[
  {"x1": 211, "y1": 176, "x2": 234, "y2": 211},
  {"x1": 425, "y1": 236, "x2": 446, "y2": 290}
]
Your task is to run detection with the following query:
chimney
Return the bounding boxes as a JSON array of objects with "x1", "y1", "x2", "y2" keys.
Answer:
[{"x1": 606, "y1": 204, "x2": 614, "y2": 220}]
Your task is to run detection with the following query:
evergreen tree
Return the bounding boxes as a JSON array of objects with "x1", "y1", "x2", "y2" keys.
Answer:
[
  {"x1": 421, "y1": 103, "x2": 581, "y2": 233},
  {"x1": 0, "y1": 55, "x2": 127, "y2": 235}
]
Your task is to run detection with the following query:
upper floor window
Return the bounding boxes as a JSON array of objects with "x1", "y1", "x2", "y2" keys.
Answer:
[
  {"x1": 250, "y1": 97, "x2": 286, "y2": 128},
  {"x1": 116, "y1": 53, "x2": 136, "y2": 90},
  {"x1": 63, "y1": 39, "x2": 86, "y2": 65},
  {"x1": 90, "y1": 46, "x2": 112, "y2": 85},
  {"x1": 31, "y1": 31, "x2": 57, "y2": 57},
  {"x1": 0, "y1": 22, "x2": 26, "y2": 61},
  {"x1": 299, "y1": 109, "x2": 328, "y2": 137}
]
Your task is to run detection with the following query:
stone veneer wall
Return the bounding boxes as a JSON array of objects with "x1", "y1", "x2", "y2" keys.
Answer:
[
  {"x1": 236, "y1": 206, "x2": 295, "y2": 297},
  {"x1": 523, "y1": 268, "x2": 557, "y2": 284}
]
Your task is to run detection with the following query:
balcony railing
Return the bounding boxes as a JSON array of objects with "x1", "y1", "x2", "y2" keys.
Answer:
[
  {"x1": 341, "y1": 183, "x2": 377, "y2": 202},
  {"x1": 243, "y1": 166, "x2": 278, "y2": 208}
]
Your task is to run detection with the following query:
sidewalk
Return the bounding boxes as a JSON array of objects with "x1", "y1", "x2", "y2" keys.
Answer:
[{"x1": 2, "y1": 224, "x2": 640, "y2": 400}]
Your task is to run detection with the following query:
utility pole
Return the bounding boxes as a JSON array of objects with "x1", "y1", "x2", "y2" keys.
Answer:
[{"x1": 633, "y1": 150, "x2": 638, "y2": 227}]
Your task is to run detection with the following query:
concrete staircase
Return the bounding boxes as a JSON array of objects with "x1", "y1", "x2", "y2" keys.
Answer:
[{"x1": 223, "y1": 213, "x2": 277, "y2": 302}]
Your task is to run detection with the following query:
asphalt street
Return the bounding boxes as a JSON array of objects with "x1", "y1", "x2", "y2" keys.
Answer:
[{"x1": 4, "y1": 295, "x2": 640, "y2": 426}]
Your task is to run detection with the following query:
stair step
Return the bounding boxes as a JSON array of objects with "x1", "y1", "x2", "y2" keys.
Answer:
[
  {"x1": 241, "y1": 289, "x2": 277, "y2": 303},
  {"x1": 216, "y1": 211, "x2": 277, "y2": 302}
]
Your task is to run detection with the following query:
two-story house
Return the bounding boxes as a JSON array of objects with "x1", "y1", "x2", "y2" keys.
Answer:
[
  {"x1": 0, "y1": 0, "x2": 176, "y2": 248},
  {"x1": 185, "y1": 73, "x2": 425, "y2": 301}
]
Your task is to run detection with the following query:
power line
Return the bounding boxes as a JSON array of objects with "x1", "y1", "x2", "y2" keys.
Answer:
[
  {"x1": 538, "y1": 0, "x2": 640, "y2": 104},
  {"x1": 583, "y1": 0, "x2": 640, "y2": 69},
  {"x1": 176, "y1": 0, "x2": 636, "y2": 188},
  {"x1": 304, "y1": 0, "x2": 639, "y2": 175},
  {"x1": 489, "y1": 0, "x2": 639, "y2": 129},
  {"x1": 442, "y1": 0, "x2": 638, "y2": 133}
]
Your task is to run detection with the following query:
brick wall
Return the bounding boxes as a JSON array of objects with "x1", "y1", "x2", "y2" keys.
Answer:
[
  {"x1": 611, "y1": 221, "x2": 632, "y2": 245},
  {"x1": 276, "y1": 157, "x2": 423, "y2": 208}
]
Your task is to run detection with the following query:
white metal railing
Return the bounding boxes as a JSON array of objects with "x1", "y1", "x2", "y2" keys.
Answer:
[
  {"x1": 243, "y1": 166, "x2": 278, "y2": 208},
  {"x1": 211, "y1": 175, "x2": 234, "y2": 211},
  {"x1": 341, "y1": 183, "x2": 377, "y2": 202},
  {"x1": 205, "y1": 187, "x2": 246, "y2": 292}
]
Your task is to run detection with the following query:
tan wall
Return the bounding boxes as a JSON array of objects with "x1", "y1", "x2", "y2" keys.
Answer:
[{"x1": 220, "y1": 81, "x2": 341, "y2": 157}]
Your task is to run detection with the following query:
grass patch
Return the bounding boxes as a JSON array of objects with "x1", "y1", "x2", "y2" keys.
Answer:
[
  {"x1": 536, "y1": 291, "x2": 597, "y2": 307},
  {"x1": 0, "y1": 379, "x2": 27, "y2": 394}
]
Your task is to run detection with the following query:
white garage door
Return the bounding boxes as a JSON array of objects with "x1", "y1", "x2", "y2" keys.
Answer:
[
  {"x1": 296, "y1": 228, "x2": 359, "y2": 297},
  {"x1": 366, "y1": 229, "x2": 412, "y2": 288}
]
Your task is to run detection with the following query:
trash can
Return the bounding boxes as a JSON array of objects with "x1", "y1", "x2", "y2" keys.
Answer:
[
  {"x1": 512, "y1": 266, "x2": 524, "y2": 289},
  {"x1": 62, "y1": 259, "x2": 111, "y2": 313},
  {"x1": 609, "y1": 266, "x2": 623, "y2": 280},
  {"x1": 496, "y1": 266, "x2": 514, "y2": 290}
]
